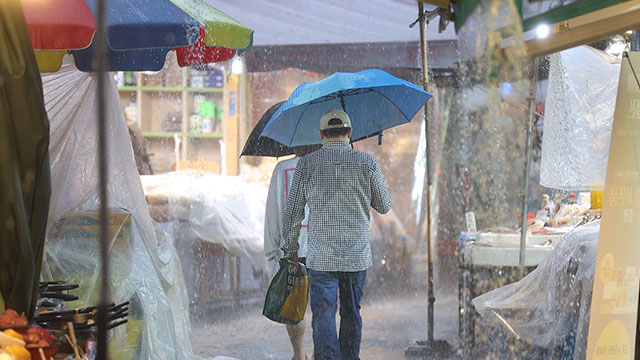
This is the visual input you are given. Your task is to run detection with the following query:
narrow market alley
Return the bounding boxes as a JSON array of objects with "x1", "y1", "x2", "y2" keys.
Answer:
[{"x1": 192, "y1": 289, "x2": 458, "y2": 360}]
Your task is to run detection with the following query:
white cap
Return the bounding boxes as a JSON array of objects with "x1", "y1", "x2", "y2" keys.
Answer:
[{"x1": 319, "y1": 108, "x2": 351, "y2": 131}]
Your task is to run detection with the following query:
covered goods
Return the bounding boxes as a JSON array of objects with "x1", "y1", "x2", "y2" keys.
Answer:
[
  {"x1": 473, "y1": 220, "x2": 600, "y2": 359},
  {"x1": 40, "y1": 65, "x2": 194, "y2": 359},
  {"x1": 141, "y1": 171, "x2": 270, "y2": 312}
]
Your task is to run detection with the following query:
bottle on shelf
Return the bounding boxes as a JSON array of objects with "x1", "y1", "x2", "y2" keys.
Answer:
[
  {"x1": 578, "y1": 191, "x2": 591, "y2": 209},
  {"x1": 124, "y1": 71, "x2": 135, "y2": 86},
  {"x1": 553, "y1": 194, "x2": 563, "y2": 214},
  {"x1": 216, "y1": 105, "x2": 223, "y2": 125},
  {"x1": 542, "y1": 194, "x2": 554, "y2": 217},
  {"x1": 201, "y1": 116, "x2": 213, "y2": 133},
  {"x1": 190, "y1": 114, "x2": 202, "y2": 134},
  {"x1": 114, "y1": 72, "x2": 124, "y2": 86}
]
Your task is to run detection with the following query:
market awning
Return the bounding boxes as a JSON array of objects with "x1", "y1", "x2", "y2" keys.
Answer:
[
  {"x1": 208, "y1": 0, "x2": 458, "y2": 75},
  {"x1": 243, "y1": 40, "x2": 459, "y2": 77},
  {"x1": 419, "y1": 0, "x2": 640, "y2": 58},
  {"x1": 206, "y1": 0, "x2": 457, "y2": 46},
  {"x1": 21, "y1": 0, "x2": 254, "y2": 72}
]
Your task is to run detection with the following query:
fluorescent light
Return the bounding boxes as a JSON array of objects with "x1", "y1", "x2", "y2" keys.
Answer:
[
  {"x1": 536, "y1": 24, "x2": 550, "y2": 39},
  {"x1": 626, "y1": 30, "x2": 634, "y2": 34}
]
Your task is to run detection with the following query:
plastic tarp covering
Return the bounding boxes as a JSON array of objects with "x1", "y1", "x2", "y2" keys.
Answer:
[
  {"x1": 39, "y1": 64, "x2": 196, "y2": 359},
  {"x1": 141, "y1": 171, "x2": 267, "y2": 261},
  {"x1": 141, "y1": 171, "x2": 269, "y2": 297},
  {"x1": 540, "y1": 46, "x2": 620, "y2": 190},
  {"x1": 472, "y1": 220, "x2": 599, "y2": 359}
]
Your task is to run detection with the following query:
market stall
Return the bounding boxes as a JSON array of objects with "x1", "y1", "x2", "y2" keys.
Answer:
[
  {"x1": 464, "y1": 45, "x2": 622, "y2": 358},
  {"x1": 40, "y1": 65, "x2": 194, "y2": 359},
  {"x1": 0, "y1": 0, "x2": 257, "y2": 357}
]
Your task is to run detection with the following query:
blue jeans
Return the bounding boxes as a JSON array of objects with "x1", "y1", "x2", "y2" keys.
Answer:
[{"x1": 308, "y1": 269, "x2": 367, "y2": 360}]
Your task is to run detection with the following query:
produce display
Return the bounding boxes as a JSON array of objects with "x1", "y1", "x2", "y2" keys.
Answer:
[
  {"x1": 0, "y1": 280, "x2": 124, "y2": 359},
  {"x1": 0, "y1": 310, "x2": 29, "y2": 359},
  {"x1": 21, "y1": 328, "x2": 54, "y2": 349},
  {"x1": 0, "y1": 343, "x2": 30, "y2": 360},
  {"x1": 0, "y1": 309, "x2": 69, "y2": 360},
  {"x1": 0, "y1": 311, "x2": 27, "y2": 329}
]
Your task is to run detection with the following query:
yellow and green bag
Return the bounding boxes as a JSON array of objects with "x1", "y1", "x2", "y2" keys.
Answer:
[{"x1": 263, "y1": 258, "x2": 308, "y2": 324}]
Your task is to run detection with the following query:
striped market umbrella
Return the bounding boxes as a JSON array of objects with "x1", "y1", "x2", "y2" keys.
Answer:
[{"x1": 21, "y1": 0, "x2": 253, "y2": 72}]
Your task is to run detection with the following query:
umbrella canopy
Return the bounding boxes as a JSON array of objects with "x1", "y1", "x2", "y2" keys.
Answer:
[
  {"x1": 241, "y1": 102, "x2": 297, "y2": 158},
  {"x1": 21, "y1": 0, "x2": 253, "y2": 72},
  {"x1": 261, "y1": 69, "x2": 432, "y2": 147}
]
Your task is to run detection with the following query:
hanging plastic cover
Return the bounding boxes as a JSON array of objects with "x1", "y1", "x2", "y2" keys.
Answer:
[
  {"x1": 472, "y1": 220, "x2": 599, "y2": 358},
  {"x1": 540, "y1": 46, "x2": 620, "y2": 190},
  {"x1": 39, "y1": 65, "x2": 197, "y2": 359}
]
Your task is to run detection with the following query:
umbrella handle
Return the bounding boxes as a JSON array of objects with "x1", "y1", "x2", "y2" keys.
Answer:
[{"x1": 378, "y1": 131, "x2": 383, "y2": 145}]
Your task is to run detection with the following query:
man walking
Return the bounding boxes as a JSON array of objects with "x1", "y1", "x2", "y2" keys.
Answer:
[{"x1": 282, "y1": 108, "x2": 391, "y2": 360}]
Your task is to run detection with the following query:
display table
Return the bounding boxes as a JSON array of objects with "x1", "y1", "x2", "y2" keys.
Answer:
[
  {"x1": 465, "y1": 232, "x2": 565, "y2": 266},
  {"x1": 457, "y1": 231, "x2": 565, "y2": 357}
]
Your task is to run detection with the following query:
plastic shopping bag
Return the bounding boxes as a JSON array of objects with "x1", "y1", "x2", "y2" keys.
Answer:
[{"x1": 262, "y1": 258, "x2": 308, "y2": 324}]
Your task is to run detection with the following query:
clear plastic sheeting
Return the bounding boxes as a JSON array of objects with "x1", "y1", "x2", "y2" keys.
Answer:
[
  {"x1": 39, "y1": 65, "x2": 196, "y2": 359},
  {"x1": 141, "y1": 171, "x2": 268, "y2": 263},
  {"x1": 540, "y1": 46, "x2": 620, "y2": 190},
  {"x1": 473, "y1": 220, "x2": 600, "y2": 359},
  {"x1": 140, "y1": 171, "x2": 269, "y2": 312}
]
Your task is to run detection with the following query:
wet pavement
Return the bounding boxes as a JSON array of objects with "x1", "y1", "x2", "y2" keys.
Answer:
[{"x1": 192, "y1": 288, "x2": 459, "y2": 360}]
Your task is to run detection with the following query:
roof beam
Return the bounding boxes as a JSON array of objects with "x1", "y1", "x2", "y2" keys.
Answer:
[
  {"x1": 417, "y1": 0, "x2": 449, "y2": 9},
  {"x1": 526, "y1": 0, "x2": 640, "y2": 58}
]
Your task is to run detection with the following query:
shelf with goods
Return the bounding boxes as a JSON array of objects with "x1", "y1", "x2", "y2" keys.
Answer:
[{"x1": 117, "y1": 53, "x2": 227, "y2": 173}]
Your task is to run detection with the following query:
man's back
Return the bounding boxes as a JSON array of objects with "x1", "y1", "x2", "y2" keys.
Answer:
[{"x1": 284, "y1": 141, "x2": 391, "y2": 272}]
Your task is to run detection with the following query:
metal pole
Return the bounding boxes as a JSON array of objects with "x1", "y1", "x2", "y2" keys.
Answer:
[
  {"x1": 417, "y1": 1, "x2": 436, "y2": 343},
  {"x1": 96, "y1": 0, "x2": 109, "y2": 358},
  {"x1": 405, "y1": 5, "x2": 452, "y2": 357},
  {"x1": 518, "y1": 59, "x2": 538, "y2": 279}
]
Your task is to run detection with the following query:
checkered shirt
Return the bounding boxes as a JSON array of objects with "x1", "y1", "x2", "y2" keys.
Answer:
[{"x1": 282, "y1": 141, "x2": 391, "y2": 272}]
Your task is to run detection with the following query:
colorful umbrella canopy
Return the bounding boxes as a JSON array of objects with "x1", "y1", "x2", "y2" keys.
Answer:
[{"x1": 21, "y1": 0, "x2": 253, "y2": 72}]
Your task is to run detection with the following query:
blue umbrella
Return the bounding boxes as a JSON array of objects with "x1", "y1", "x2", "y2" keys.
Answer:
[{"x1": 260, "y1": 69, "x2": 432, "y2": 147}]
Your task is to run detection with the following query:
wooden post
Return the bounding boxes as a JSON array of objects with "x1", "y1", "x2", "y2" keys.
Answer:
[{"x1": 223, "y1": 73, "x2": 239, "y2": 175}]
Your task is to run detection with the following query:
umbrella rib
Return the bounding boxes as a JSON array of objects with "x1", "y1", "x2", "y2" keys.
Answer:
[
  {"x1": 340, "y1": 86, "x2": 421, "y2": 138},
  {"x1": 367, "y1": 86, "x2": 418, "y2": 125},
  {"x1": 289, "y1": 101, "x2": 315, "y2": 147},
  {"x1": 307, "y1": 88, "x2": 373, "y2": 105}
]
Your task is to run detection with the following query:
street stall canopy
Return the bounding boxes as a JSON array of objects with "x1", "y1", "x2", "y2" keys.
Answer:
[
  {"x1": 21, "y1": 0, "x2": 254, "y2": 72},
  {"x1": 207, "y1": 0, "x2": 459, "y2": 75}
]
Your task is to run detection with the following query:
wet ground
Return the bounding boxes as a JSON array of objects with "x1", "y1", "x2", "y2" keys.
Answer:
[{"x1": 191, "y1": 287, "x2": 459, "y2": 360}]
